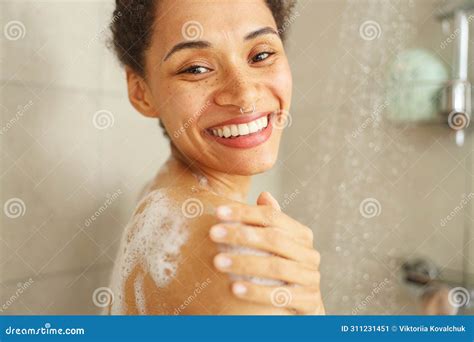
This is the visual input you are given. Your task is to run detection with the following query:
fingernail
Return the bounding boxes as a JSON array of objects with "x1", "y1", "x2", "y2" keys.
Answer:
[
  {"x1": 210, "y1": 225, "x2": 227, "y2": 239},
  {"x1": 216, "y1": 206, "x2": 232, "y2": 219},
  {"x1": 232, "y1": 283, "x2": 247, "y2": 296},
  {"x1": 214, "y1": 254, "x2": 232, "y2": 269}
]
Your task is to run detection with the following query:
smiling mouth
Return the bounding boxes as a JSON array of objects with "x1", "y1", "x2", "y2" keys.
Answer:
[{"x1": 206, "y1": 113, "x2": 272, "y2": 139}]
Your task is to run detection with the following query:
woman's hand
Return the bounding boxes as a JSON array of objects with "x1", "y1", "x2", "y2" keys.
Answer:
[{"x1": 209, "y1": 192, "x2": 325, "y2": 315}]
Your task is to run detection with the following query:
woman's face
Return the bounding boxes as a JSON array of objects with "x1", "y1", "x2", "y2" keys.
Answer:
[{"x1": 143, "y1": 0, "x2": 292, "y2": 175}]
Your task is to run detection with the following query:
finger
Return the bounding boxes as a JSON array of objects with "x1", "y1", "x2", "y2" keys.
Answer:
[
  {"x1": 256, "y1": 191, "x2": 281, "y2": 211},
  {"x1": 210, "y1": 223, "x2": 320, "y2": 267},
  {"x1": 231, "y1": 281, "x2": 323, "y2": 314},
  {"x1": 213, "y1": 253, "x2": 320, "y2": 287},
  {"x1": 216, "y1": 204, "x2": 313, "y2": 245}
]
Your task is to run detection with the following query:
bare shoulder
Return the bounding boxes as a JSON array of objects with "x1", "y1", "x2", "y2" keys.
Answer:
[{"x1": 118, "y1": 186, "x2": 285, "y2": 315}]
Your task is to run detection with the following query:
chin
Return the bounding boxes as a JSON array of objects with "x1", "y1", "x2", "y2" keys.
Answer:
[{"x1": 217, "y1": 144, "x2": 280, "y2": 176}]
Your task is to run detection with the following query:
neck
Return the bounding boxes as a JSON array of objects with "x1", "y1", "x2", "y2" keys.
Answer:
[{"x1": 168, "y1": 144, "x2": 251, "y2": 203}]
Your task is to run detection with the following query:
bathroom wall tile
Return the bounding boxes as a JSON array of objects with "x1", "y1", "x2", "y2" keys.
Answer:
[
  {"x1": 0, "y1": 265, "x2": 112, "y2": 315},
  {"x1": 97, "y1": 94, "x2": 170, "y2": 193},
  {"x1": 1, "y1": 163, "x2": 53, "y2": 252},
  {"x1": 1, "y1": 1, "x2": 103, "y2": 91},
  {"x1": 1, "y1": 86, "x2": 101, "y2": 186},
  {"x1": 98, "y1": 0, "x2": 126, "y2": 95},
  {"x1": 31, "y1": 230, "x2": 103, "y2": 278}
]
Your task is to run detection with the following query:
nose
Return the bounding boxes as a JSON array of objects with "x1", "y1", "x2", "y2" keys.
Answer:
[{"x1": 213, "y1": 67, "x2": 260, "y2": 113}]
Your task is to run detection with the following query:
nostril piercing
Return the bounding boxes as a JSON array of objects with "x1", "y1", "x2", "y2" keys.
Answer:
[{"x1": 239, "y1": 104, "x2": 256, "y2": 114}]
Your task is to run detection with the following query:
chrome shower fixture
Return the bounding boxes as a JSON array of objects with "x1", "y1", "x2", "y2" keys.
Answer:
[{"x1": 438, "y1": 4, "x2": 472, "y2": 144}]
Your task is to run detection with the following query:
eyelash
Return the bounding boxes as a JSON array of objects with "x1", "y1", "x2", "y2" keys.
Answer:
[
  {"x1": 179, "y1": 51, "x2": 276, "y2": 75},
  {"x1": 250, "y1": 51, "x2": 275, "y2": 63}
]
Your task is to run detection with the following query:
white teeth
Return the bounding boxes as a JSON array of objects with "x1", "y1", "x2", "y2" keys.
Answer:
[
  {"x1": 231, "y1": 125, "x2": 239, "y2": 136},
  {"x1": 248, "y1": 121, "x2": 259, "y2": 134},
  {"x1": 223, "y1": 126, "x2": 231, "y2": 138},
  {"x1": 237, "y1": 123, "x2": 249, "y2": 135},
  {"x1": 210, "y1": 115, "x2": 270, "y2": 138}
]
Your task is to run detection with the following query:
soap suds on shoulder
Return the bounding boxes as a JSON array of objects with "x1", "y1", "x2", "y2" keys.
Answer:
[{"x1": 109, "y1": 189, "x2": 189, "y2": 314}]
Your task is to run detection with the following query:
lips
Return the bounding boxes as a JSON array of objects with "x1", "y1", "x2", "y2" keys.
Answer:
[{"x1": 204, "y1": 112, "x2": 275, "y2": 149}]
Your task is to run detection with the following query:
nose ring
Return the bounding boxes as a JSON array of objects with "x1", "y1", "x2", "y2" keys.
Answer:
[{"x1": 240, "y1": 104, "x2": 256, "y2": 114}]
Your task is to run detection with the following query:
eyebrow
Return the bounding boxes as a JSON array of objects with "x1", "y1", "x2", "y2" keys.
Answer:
[{"x1": 162, "y1": 26, "x2": 279, "y2": 62}]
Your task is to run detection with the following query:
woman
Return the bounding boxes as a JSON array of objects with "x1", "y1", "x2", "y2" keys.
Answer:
[{"x1": 107, "y1": 0, "x2": 325, "y2": 315}]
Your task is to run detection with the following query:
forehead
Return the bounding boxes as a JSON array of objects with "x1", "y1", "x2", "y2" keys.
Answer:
[{"x1": 152, "y1": 0, "x2": 277, "y2": 48}]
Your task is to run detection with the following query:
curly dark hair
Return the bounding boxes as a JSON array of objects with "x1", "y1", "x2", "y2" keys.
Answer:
[{"x1": 110, "y1": 0, "x2": 297, "y2": 76}]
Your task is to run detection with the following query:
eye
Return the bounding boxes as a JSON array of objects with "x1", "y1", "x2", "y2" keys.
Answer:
[
  {"x1": 181, "y1": 65, "x2": 211, "y2": 74},
  {"x1": 250, "y1": 51, "x2": 275, "y2": 63}
]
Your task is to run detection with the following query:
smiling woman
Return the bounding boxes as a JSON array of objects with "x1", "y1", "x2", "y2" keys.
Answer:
[{"x1": 106, "y1": 0, "x2": 325, "y2": 315}]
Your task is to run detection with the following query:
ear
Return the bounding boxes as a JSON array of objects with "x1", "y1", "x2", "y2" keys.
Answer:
[{"x1": 125, "y1": 66, "x2": 159, "y2": 118}]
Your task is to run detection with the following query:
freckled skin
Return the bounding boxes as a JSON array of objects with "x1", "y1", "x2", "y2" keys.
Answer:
[{"x1": 115, "y1": 0, "x2": 296, "y2": 315}]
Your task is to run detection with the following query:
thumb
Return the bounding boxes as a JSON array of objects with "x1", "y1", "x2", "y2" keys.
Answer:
[{"x1": 256, "y1": 191, "x2": 281, "y2": 211}]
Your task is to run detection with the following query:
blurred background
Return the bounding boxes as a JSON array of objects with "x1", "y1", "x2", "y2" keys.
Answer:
[{"x1": 1, "y1": 0, "x2": 473, "y2": 314}]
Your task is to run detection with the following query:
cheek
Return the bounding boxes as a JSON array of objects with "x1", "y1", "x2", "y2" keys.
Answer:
[
  {"x1": 159, "y1": 82, "x2": 212, "y2": 137},
  {"x1": 268, "y1": 61, "x2": 293, "y2": 108}
]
